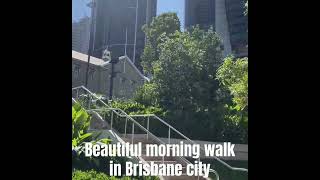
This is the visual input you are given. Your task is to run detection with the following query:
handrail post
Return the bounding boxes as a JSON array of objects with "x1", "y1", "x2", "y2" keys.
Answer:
[
  {"x1": 168, "y1": 127, "x2": 170, "y2": 144},
  {"x1": 132, "y1": 123, "x2": 135, "y2": 144},
  {"x1": 76, "y1": 89, "x2": 79, "y2": 99},
  {"x1": 210, "y1": 169, "x2": 220, "y2": 180},
  {"x1": 111, "y1": 111, "x2": 113, "y2": 130},
  {"x1": 104, "y1": 111, "x2": 107, "y2": 122},
  {"x1": 88, "y1": 96, "x2": 91, "y2": 109},
  {"x1": 124, "y1": 117, "x2": 128, "y2": 138},
  {"x1": 147, "y1": 116, "x2": 150, "y2": 140}
]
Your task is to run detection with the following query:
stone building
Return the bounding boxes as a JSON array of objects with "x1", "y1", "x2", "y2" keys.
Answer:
[{"x1": 72, "y1": 50, "x2": 149, "y2": 99}]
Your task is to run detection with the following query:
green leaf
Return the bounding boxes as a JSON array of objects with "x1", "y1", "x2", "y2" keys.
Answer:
[
  {"x1": 79, "y1": 133, "x2": 92, "y2": 142},
  {"x1": 72, "y1": 107, "x2": 76, "y2": 120},
  {"x1": 99, "y1": 138, "x2": 112, "y2": 144},
  {"x1": 72, "y1": 139, "x2": 78, "y2": 147}
]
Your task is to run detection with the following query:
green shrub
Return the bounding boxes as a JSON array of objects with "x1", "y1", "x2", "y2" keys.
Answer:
[
  {"x1": 111, "y1": 100, "x2": 165, "y2": 117},
  {"x1": 95, "y1": 100, "x2": 167, "y2": 136},
  {"x1": 72, "y1": 103, "x2": 92, "y2": 148},
  {"x1": 72, "y1": 170, "x2": 160, "y2": 180},
  {"x1": 72, "y1": 170, "x2": 109, "y2": 180},
  {"x1": 72, "y1": 103, "x2": 114, "y2": 172}
]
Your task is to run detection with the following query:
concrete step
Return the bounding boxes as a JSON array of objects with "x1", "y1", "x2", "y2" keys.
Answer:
[
  {"x1": 146, "y1": 160, "x2": 178, "y2": 165},
  {"x1": 120, "y1": 136, "x2": 209, "y2": 179},
  {"x1": 141, "y1": 155, "x2": 176, "y2": 161},
  {"x1": 162, "y1": 175, "x2": 208, "y2": 180},
  {"x1": 122, "y1": 137, "x2": 156, "y2": 144}
]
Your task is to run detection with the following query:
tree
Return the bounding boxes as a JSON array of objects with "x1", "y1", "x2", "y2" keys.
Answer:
[
  {"x1": 216, "y1": 56, "x2": 248, "y2": 143},
  {"x1": 216, "y1": 56, "x2": 248, "y2": 112},
  {"x1": 141, "y1": 13, "x2": 180, "y2": 75},
  {"x1": 136, "y1": 14, "x2": 248, "y2": 143},
  {"x1": 136, "y1": 26, "x2": 229, "y2": 141}
]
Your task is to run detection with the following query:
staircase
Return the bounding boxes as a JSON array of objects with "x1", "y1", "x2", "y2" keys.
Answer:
[
  {"x1": 72, "y1": 86, "x2": 248, "y2": 180},
  {"x1": 121, "y1": 136, "x2": 208, "y2": 180}
]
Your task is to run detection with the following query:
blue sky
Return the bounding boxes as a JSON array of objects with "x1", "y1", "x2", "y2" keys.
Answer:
[
  {"x1": 72, "y1": 0, "x2": 184, "y2": 27},
  {"x1": 72, "y1": 0, "x2": 91, "y2": 21}
]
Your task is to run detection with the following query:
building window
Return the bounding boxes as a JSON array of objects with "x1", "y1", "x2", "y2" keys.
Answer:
[
  {"x1": 120, "y1": 77, "x2": 127, "y2": 84},
  {"x1": 73, "y1": 64, "x2": 81, "y2": 79},
  {"x1": 89, "y1": 68, "x2": 95, "y2": 80}
]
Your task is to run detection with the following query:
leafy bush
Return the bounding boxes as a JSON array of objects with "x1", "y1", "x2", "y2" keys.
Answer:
[
  {"x1": 111, "y1": 100, "x2": 165, "y2": 117},
  {"x1": 72, "y1": 170, "x2": 160, "y2": 180},
  {"x1": 95, "y1": 100, "x2": 167, "y2": 136},
  {"x1": 72, "y1": 146, "x2": 128, "y2": 175},
  {"x1": 73, "y1": 170, "x2": 110, "y2": 180},
  {"x1": 216, "y1": 56, "x2": 248, "y2": 112},
  {"x1": 72, "y1": 102, "x2": 160, "y2": 179},
  {"x1": 216, "y1": 56, "x2": 248, "y2": 143},
  {"x1": 72, "y1": 103, "x2": 92, "y2": 148},
  {"x1": 72, "y1": 103, "x2": 115, "y2": 172},
  {"x1": 134, "y1": 83, "x2": 160, "y2": 107},
  {"x1": 72, "y1": 103, "x2": 111, "y2": 147}
]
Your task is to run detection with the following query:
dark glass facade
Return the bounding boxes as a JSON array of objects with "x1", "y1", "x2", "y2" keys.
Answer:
[
  {"x1": 91, "y1": 0, "x2": 157, "y2": 63},
  {"x1": 185, "y1": 0, "x2": 215, "y2": 30},
  {"x1": 225, "y1": 0, "x2": 248, "y2": 57},
  {"x1": 185, "y1": 0, "x2": 247, "y2": 57}
]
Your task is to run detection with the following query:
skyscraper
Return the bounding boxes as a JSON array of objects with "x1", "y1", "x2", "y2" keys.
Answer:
[
  {"x1": 185, "y1": 0, "x2": 247, "y2": 57},
  {"x1": 225, "y1": 0, "x2": 248, "y2": 57},
  {"x1": 185, "y1": 0, "x2": 215, "y2": 30},
  {"x1": 90, "y1": 0, "x2": 157, "y2": 66},
  {"x1": 72, "y1": 16, "x2": 91, "y2": 54}
]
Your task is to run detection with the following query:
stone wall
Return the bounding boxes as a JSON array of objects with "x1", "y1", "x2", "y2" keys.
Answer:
[{"x1": 72, "y1": 53, "x2": 147, "y2": 99}]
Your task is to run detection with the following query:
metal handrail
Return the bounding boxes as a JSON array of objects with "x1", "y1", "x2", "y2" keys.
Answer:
[
  {"x1": 72, "y1": 86, "x2": 192, "y2": 166},
  {"x1": 72, "y1": 85, "x2": 246, "y2": 179},
  {"x1": 129, "y1": 114, "x2": 248, "y2": 172},
  {"x1": 72, "y1": 87, "x2": 165, "y2": 145},
  {"x1": 89, "y1": 108, "x2": 247, "y2": 172},
  {"x1": 88, "y1": 108, "x2": 166, "y2": 145},
  {"x1": 72, "y1": 86, "x2": 213, "y2": 179},
  {"x1": 87, "y1": 107, "x2": 192, "y2": 166}
]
